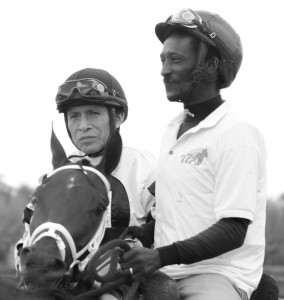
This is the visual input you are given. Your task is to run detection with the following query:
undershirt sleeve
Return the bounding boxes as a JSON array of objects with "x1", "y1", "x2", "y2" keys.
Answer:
[{"x1": 156, "y1": 217, "x2": 249, "y2": 267}]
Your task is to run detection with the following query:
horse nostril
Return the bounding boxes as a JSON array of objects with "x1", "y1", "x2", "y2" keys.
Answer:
[{"x1": 21, "y1": 246, "x2": 33, "y2": 257}]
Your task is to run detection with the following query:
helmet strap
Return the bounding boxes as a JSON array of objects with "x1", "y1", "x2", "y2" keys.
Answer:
[
  {"x1": 108, "y1": 107, "x2": 117, "y2": 136},
  {"x1": 192, "y1": 41, "x2": 209, "y2": 88}
]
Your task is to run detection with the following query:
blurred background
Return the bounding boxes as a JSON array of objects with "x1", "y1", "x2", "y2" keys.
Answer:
[{"x1": 0, "y1": 0, "x2": 283, "y2": 296}]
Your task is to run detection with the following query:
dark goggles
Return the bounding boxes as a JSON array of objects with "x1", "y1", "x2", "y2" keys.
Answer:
[
  {"x1": 166, "y1": 9, "x2": 217, "y2": 40},
  {"x1": 56, "y1": 78, "x2": 121, "y2": 104}
]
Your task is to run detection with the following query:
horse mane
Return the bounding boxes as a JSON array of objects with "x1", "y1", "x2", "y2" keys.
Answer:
[{"x1": 77, "y1": 158, "x2": 93, "y2": 167}]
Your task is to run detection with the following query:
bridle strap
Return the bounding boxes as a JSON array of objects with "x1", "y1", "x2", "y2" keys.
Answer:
[
  {"x1": 71, "y1": 208, "x2": 109, "y2": 272},
  {"x1": 28, "y1": 216, "x2": 108, "y2": 272},
  {"x1": 46, "y1": 165, "x2": 111, "y2": 193},
  {"x1": 26, "y1": 164, "x2": 112, "y2": 272},
  {"x1": 28, "y1": 222, "x2": 77, "y2": 262}
]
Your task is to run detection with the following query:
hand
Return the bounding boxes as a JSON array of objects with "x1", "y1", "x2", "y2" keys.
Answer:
[
  {"x1": 127, "y1": 219, "x2": 155, "y2": 248},
  {"x1": 119, "y1": 247, "x2": 161, "y2": 281},
  {"x1": 127, "y1": 226, "x2": 153, "y2": 247},
  {"x1": 126, "y1": 226, "x2": 144, "y2": 240}
]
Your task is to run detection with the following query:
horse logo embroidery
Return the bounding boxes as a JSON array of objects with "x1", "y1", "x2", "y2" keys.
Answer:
[{"x1": 181, "y1": 147, "x2": 208, "y2": 165}]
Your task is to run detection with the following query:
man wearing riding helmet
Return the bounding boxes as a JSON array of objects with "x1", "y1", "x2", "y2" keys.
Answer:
[
  {"x1": 15, "y1": 68, "x2": 157, "y2": 299},
  {"x1": 119, "y1": 9, "x2": 267, "y2": 300}
]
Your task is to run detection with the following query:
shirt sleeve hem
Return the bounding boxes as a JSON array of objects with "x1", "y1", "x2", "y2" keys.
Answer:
[
  {"x1": 215, "y1": 209, "x2": 253, "y2": 222},
  {"x1": 156, "y1": 243, "x2": 180, "y2": 267}
]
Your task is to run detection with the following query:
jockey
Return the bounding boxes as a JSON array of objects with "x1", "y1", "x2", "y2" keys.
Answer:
[
  {"x1": 15, "y1": 68, "x2": 157, "y2": 299},
  {"x1": 119, "y1": 8, "x2": 267, "y2": 300}
]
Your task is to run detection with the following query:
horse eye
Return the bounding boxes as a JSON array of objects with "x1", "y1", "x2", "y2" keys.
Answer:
[
  {"x1": 31, "y1": 196, "x2": 37, "y2": 205},
  {"x1": 95, "y1": 206, "x2": 106, "y2": 216},
  {"x1": 38, "y1": 173, "x2": 47, "y2": 184}
]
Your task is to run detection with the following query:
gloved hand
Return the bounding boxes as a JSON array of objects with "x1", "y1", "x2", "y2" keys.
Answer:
[{"x1": 127, "y1": 219, "x2": 155, "y2": 248}]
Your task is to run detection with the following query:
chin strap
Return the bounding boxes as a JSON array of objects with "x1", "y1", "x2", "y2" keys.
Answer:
[{"x1": 192, "y1": 41, "x2": 209, "y2": 88}]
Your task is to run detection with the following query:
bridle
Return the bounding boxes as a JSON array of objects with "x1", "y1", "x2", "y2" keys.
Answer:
[{"x1": 23, "y1": 165, "x2": 112, "y2": 273}]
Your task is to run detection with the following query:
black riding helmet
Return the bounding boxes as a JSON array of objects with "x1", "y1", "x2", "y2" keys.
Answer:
[
  {"x1": 56, "y1": 68, "x2": 128, "y2": 120},
  {"x1": 155, "y1": 9, "x2": 243, "y2": 89},
  {"x1": 55, "y1": 68, "x2": 127, "y2": 155}
]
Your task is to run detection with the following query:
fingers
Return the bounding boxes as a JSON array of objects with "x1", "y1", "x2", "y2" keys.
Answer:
[
  {"x1": 119, "y1": 247, "x2": 137, "y2": 262},
  {"x1": 118, "y1": 249, "x2": 144, "y2": 280},
  {"x1": 118, "y1": 266, "x2": 141, "y2": 281},
  {"x1": 117, "y1": 267, "x2": 135, "y2": 277},
  {"x1": 118, "y1": 248, "x2": 161, "y2": 281}
]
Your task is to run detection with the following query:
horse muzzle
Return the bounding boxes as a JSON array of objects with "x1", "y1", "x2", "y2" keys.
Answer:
[{"x1": 20, "y1": 245, "x2": 67, "y2": 290}]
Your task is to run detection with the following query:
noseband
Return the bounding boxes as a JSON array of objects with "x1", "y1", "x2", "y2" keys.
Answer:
[{"x1": 24, "y1": 165, "x2": 112, "y2": 272}]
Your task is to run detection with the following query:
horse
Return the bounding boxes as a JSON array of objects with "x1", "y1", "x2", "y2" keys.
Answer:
[
  {"x1": 16, "y1": 128, "x2": 138, "y2": 297},
  {"x1": 10, "y1": 129, "x2": 179, "y2": 300}
]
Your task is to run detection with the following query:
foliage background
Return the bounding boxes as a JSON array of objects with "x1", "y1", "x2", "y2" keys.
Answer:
[{"x1": 0, "y1": 181, "x2": 32, "y2": 266}]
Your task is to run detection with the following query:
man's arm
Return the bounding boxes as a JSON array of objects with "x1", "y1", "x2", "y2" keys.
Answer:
[
  {"x1": 157, "y1": 217, "x2": 249, "y2": 266},
  {"x1": 119, "y1": 217, "x2": 249, "y2": 280}
]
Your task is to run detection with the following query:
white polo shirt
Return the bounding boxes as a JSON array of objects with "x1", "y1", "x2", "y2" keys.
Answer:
[{"x1": 154, "y1": 102, "x2": 267, "y2": 298}]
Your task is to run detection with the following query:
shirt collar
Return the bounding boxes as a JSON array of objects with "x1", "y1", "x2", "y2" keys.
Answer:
[{"x1": 169, "y1": 101, "x2": 231, "y2": 130}]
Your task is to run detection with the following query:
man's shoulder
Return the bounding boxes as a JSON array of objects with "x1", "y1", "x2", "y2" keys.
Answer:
[
  {"x1": 113, "y1": 145, "x2": 157, "y2": 183},
  {"x1": 221, "y1": 109, "x2": 264, "y2": 137},
  {"x1": 121, "y1": 145, "x2": 157, "y2": 164}
]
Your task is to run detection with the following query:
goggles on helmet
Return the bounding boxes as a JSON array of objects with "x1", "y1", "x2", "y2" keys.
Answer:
[
  {"x1": 56, "y1": 78, "x2": 122, "y2": 105},
  {"x1": 166, "y1": 9, "x2": 217, "y2": 40}
]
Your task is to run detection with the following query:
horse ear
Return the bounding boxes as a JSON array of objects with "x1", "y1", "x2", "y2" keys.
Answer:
[
  {"x1": 98, "y1": 130, "x2": 122, "y2": 176},
  {"x1": 51, "y1": 126, "x2": 68, "y2": 169}
]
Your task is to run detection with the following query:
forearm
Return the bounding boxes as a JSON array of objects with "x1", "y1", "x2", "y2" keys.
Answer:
[{"x1": 157, "y1": 217, "x2": 249, "y2": 267}]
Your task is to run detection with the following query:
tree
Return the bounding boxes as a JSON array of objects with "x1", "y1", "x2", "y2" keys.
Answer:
[
  {"x1": 265, "y1": 199, "x2": 284, "y2": 265},
  {"x1": 0, "y1": 182, "x2": 33, "y2": 266}
]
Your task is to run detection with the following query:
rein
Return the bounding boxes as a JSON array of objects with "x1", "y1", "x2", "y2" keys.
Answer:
[
  {"x1": 73, "y1": 239, "x2": 140, "y2": 300},
  {"x1": 24, "y1": 165, "x2": 112, "y2": 273}
]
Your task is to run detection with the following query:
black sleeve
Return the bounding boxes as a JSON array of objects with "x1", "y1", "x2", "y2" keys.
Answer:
[
  {"x1": 128, "y1": 212, "x2": 155, "y2": 248},
  {"x1": 156, "y1": 217, "x2": 249, "y2": 267},
  {"x1": 141, "y1": 218, "x2": 155, "y2": 247}
]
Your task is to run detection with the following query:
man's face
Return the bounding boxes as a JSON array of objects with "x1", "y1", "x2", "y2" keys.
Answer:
[
  {"x1": 160, "y1": 33, "x2": 197, "y2": 102},
  {"x1": 67, "y1": 104, "x2": 110, "y2": 154}
]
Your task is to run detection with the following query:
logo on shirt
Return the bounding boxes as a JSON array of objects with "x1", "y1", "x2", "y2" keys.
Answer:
[{"x1": 181, "y1": 147, "x2": 207, "y2": 165}]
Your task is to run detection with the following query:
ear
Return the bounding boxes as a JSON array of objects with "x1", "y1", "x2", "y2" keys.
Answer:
[
  {"x1": 115, "y1": 112, "x2": 125, "y2": 129},
  {"x1": 205, "y1": 56, "x2": 219, "y2": 74},
  {"x1": 98, "y1": 130, "x2": 122, "y2": 176},
  {"x1": 51, "y1": 125, "x2": 69, "y2": 169}
]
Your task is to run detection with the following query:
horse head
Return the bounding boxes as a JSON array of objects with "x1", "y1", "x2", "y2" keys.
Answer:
[{"x1": 19, "y1": 128, "x2": 122, "y2": 290}]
